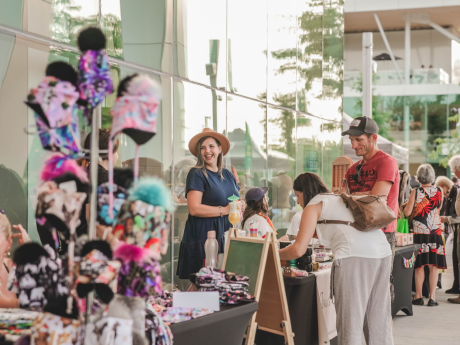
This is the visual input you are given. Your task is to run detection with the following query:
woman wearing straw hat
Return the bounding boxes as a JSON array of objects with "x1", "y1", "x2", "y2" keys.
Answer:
[{"x1": 176, "y1": 128, "x2": 240, "y2": 279}]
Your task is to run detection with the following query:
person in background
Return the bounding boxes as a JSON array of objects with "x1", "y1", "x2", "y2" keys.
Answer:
[
  {"x1": 342, "y1": 116, "x2": 400, "y2": 303},
  {"x1": 435, "y1": 176, "x2": 454, "y2": 288},
  {"x1": 440, "y1": 155, "x2": 460, "y2": 303},
  {"x1": 439, "y1": 175, "x2": 459, "y2": 294},
  {"x1": 452, "y1": 175, "x2": 458, "y2": 186},
  {"x1": 404, "y1": 164, "x2": 446, "y2": 306},
  {"x1": 176, "y1": 129, "x2": 239, "y2": 280},
  {"x1": 280, "y1": 173, "x2": 393, "y2": 345},
  {"x1": 0, "y1": 212, "x2": 31, "y2": 308},
  {"x1": 241, "y1": 187, "x2": 275, "y2": 237}
]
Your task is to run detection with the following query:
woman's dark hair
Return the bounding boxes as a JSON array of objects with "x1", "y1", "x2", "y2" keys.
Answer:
[
  {"x1": 293, "y1": 172, "x2": 330, "y2": 208},
  {"x1": 242, "y1": 198, "x2": 268, "y2": 228},
  {"x1": 78, "y1": 128, "x2": 119, "y2": 167}
]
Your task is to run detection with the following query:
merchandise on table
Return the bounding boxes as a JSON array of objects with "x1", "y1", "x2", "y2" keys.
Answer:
[
  {"x1": 0, "y1": 309, "x2": 39, "y2": 331},
  {"x1": 195, "y1": 267, "x2": 255, "y2": 305},
  {"x1": 249, "y1": 218, "x2": 259, "y2": 238}
]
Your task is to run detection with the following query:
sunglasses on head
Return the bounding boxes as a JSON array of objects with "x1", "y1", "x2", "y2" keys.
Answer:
[{"x1": 352, "y1": 164, "x2": 364, "y2": 184}]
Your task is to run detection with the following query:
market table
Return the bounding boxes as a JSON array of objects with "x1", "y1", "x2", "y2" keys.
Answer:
[
  {"x1": 392, "y1": 244, "x2": 421, "y2": 317},
  {"x1": 255, "y1": 274, "x2": 338, "y2": 345},
  {"x1": 169, "y1": 302, "x2": 258, "y2": 345}
]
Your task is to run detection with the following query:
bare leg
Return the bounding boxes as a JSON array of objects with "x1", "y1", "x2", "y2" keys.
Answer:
[
  {"x1": 414, "y1": 267, "x2": 424, "y2": 299},
  {"x1": 429, "y1": 265, "x2": 438, "y2": 300}
]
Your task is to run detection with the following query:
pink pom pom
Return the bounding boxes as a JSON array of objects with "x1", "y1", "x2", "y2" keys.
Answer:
[
  {"x1": 41, "y1": 155, "x2": 89, "y2": 182},
  {"x1": 113, "y1": 243, "x2": 156, "y2": 263}
]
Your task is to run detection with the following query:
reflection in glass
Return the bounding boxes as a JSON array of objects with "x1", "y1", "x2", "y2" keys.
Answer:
[
  {"x1": 296, "y1": 114, "x2": 322, "y2": 178},
  {"x1": 322, "y1": 120, "x2": 342, "y2": 189},
  {"x1": 267, "y1": 106, "x2": 296, "y2": 229},
  {"x1": 117, "y1": 0, "x2": 173, "y2": 71},
  {"x1": 174, "y1": 0, "x2": 226, "y2": 88},
  {"x1": 228, "y1": 0, "x2": 267, "y2": 100},
  {"x1": 267, "y1": 0, "x2": 297, "y2": 109}
]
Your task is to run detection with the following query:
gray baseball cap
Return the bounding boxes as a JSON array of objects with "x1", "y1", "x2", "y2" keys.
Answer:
[{"x1": 341, "y1": 116, "x2": 379, "y2": 137}]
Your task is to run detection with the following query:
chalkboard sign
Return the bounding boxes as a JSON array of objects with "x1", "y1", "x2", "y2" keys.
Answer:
[
  {"x1": 222, "y1": 230, "x2": 294, "y2": 345},
  {"x1": 224, "y1": 240, "x2": 264, "y2": 296}
]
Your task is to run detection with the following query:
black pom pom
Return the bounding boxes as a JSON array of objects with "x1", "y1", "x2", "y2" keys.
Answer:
[
  {"x1": 53, "y1": 173, "x2": 90, "y2": 194},
  {"x1": 117, "y1": 74, "x2": 138, "y2": 97},
  {"x1": 45, "y1": 62, "x2": 78, "y2": 86},
  {"x1": 77, "y1": 27, "x2": 106, "y2": 52},
  {"x1": 81, "y1": 240, "x2": 112, "y2": 259},
  {"x1": 44, "y1": 296, "x2": 79, "y2": 320},
  {"x1": 113, "y1": 168, "x2": 134, "y2": 190},
  {"x1": 13, "y1": 243, "x2": 49, "y2": 265}
]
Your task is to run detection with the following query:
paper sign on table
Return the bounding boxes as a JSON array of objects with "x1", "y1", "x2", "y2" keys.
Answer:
[{"x1": 173, "y1": 291, "x2": 220, "y2": 311}]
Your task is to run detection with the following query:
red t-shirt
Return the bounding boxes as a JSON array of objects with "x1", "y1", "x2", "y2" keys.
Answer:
[{"x1": 345, "y1": 150, "x2": 400, "y2": 233}]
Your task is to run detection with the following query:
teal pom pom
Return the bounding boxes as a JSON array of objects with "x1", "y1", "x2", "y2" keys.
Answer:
[{"x1": 128, "y1": 177, "x2": 173, "y2": 211}]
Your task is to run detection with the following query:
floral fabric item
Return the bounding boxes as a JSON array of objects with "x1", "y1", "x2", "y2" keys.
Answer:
[
  {"x1": 97, "y1": 183, "x2": 128, "y2": 226},
  {"x1": 25, "y1": 76, "x2": 79, "y2": 129},
  {"x1": 117, "y1": 259, "x2": 162, "y2": 298},
  {"x1": 145, "y1": 308, "x2": 173, "y2": 345},
  {"x1": 195, "y1": 267, "x2": 255, "y2": 305},
  {"x1": 410, "y1": 186, "x2": 447, "y2": 269},
  {"x1": 153, "y1": 306, "x2": 213, "y2": 324},
  {"x1": 77, "y1": 50, "x2": 113, "y2": 118},
  {"x1": 112, "y1": 200, "x2": 170, "y2": 259},
  {"x1": 25, "y1": 76, "x2": 81, "y2": 153},
  {"x1": 85, "y1": 317, "x2": 132, "y2": 345},
  {"x1": 31, "y1": 312, "x2": 80, "y2": 345}
]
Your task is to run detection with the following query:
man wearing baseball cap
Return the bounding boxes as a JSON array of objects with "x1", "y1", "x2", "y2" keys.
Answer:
[{"x1": 342, "y1": 116, "x2": 400, "y2": 303}]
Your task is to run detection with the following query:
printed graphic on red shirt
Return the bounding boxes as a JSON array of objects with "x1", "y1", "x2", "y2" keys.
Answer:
[{"x1": 345, "y1": 150, "x2": 400, "y2": 233}]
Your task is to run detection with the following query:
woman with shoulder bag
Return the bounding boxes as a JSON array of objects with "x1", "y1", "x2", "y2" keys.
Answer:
[{"x1": 279, "y1": 173, "x2": 393, "y2": 345}]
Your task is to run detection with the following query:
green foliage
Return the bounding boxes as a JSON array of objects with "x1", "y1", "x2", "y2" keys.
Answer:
[{"x1": 352, "y1": 74, "x2": 394, "y2": 141}]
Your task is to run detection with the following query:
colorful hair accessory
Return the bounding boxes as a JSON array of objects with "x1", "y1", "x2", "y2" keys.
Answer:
[
  {"x1": 41, "y1": 153, "x2": 88, "y2": 183},
  {"x1": 114, "y1": 243, "x2": 163, "y2": 298},
  {"x1": 97, "y1": 183, "x2": 127, "y2": 226},
  {"x1": 31, "y1": 312, "x2": 80, "y2": 345},
  {"x1": 77, "y1": 50, "x2": 113, "y2": 118},
  {"x1": 112, "y1": 200, "x2": 170, "y2": 260}
]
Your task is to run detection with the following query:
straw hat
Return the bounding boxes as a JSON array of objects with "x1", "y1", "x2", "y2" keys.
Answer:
[{"x1": 188, "y1": 128, "x2": 230, "y2": 157}]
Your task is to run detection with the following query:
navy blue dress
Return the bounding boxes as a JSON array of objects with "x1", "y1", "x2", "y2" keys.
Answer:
[{"x1": 176, "y1": 168, "x2": 240, "y2": 279}]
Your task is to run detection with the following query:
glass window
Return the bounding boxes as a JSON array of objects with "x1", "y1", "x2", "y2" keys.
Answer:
[
  {"x1": 267, "y1": 0, "x2": 297, "y2": 109},
  {"x1": 296, "y1": 113, "x2": 322, "y2": 178},
  {"x1": 112, "y1": 0, "x2": 173, "y2": 71},
  {"x1": 174, "y1": 0, "x2": 226, "y2": 88},
  {"x1": 267, "y1": 106, "x2": 296, "y2": 229},
  {"x1": 322, "y1": 120, "x2": 342, "y2": 189},
  {"x1": 228, "y1": 0, "x2": 267, "y2": 100}
]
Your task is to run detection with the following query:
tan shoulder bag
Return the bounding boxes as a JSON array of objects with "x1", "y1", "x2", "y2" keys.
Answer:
[{"x1": 317, "y1": 179, "x2": 397, "y2": 232}]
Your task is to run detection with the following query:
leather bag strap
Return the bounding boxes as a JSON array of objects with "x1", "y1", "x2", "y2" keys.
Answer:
[{"x1": 317, "y1": 219, "x2": 354, "y2": 227}]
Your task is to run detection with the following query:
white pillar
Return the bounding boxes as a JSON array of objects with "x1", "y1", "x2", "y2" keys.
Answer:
[
  {"x1": 404, "y1": 18, "x2": 411, "y2": 147},
  {"x1": 362, "y1": 32, "x2": 373, "y2": 118}
]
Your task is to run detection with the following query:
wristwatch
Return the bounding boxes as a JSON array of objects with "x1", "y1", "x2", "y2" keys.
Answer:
[{"x1": 219, "y1": 206, "x2": 223, "y2": 217}]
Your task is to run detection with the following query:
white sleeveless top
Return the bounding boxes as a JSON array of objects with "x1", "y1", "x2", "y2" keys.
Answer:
[{"x1": 309, "y1": 194, "x2": 392, "y2": 260}]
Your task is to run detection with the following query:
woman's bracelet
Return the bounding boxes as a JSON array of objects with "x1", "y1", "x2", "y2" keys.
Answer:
[{"x1": 219, "y1": 206, "x2": 222, "y2": 217}]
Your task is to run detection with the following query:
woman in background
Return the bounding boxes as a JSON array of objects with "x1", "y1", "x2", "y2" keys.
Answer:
[
  {"x1": 405, "y1": 164, "x2": 446, "y2": 306},
  {"x1": 176, "y1": 129, "x2": 239, "y2": 280}
]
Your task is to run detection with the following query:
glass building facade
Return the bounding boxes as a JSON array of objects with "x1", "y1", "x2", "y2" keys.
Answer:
[{"x1": 0, "y1": 0, "x2": 344, "y2": 288}]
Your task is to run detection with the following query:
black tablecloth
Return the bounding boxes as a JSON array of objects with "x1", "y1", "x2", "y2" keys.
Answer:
[
  {"x1": 169, "y1": 302, "x2": 258, "y2": 345},
  {"x1": 393, "y1": 244, "x2": 421, "y2": 317},
  {"x1": 255, "y1": 274, "x2": 338, "y2": 345}
]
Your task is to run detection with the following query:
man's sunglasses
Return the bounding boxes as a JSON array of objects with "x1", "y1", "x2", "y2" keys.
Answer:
[{"x1": 352, "y1": 164, "x2": 364, "y2": 184}]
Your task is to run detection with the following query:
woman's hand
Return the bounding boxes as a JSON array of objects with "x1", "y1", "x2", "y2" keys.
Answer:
[
  {"x1": 223, "y1": 204, "x2": 230, "y2": 216},
  {"x1": 11, "y1": 225, "x2": 31, "y2": 244}
]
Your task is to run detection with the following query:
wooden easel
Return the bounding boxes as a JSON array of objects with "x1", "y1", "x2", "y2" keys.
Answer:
[{"x1": 222, "y1": 229, "x2": 294, "y2": 345}]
